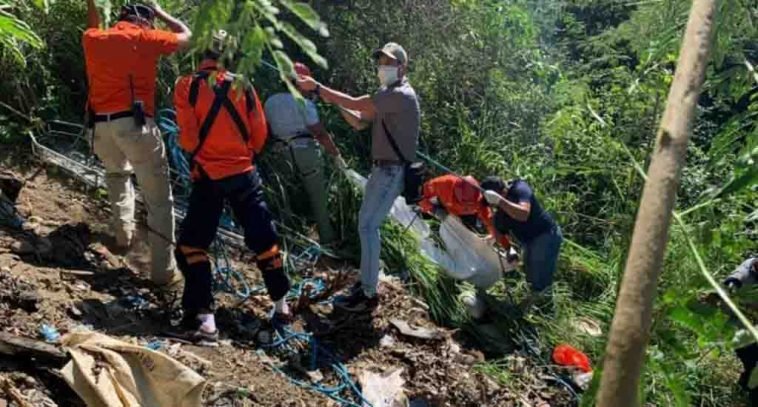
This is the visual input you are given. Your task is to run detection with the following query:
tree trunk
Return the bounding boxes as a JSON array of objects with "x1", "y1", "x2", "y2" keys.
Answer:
[{"x1": 597, "y1": 1, "x2": 718, "y2": 406}]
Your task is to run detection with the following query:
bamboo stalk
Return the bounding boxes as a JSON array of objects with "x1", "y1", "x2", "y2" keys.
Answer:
[{"x1": 597, "y1": 0, "x2": 719, "y2": 405}]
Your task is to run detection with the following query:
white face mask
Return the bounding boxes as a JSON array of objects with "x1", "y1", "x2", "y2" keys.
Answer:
[{"x1": 377, "y1": 65, "x2": 399, "y2": 87}]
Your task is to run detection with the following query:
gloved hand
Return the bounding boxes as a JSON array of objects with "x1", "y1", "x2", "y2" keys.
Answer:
[
  {"x1": 724, "y1": 277, "x2": 742, "y2": 291},
  {"x1": 334, "y1": 155, "x2": 347, "y2": 170},
  {"x1": 483, "y1": 190, "x2": 504, "y2": 207},
  {"x1": 506, "y1": 246, "x2": 520, "y2": 263}
]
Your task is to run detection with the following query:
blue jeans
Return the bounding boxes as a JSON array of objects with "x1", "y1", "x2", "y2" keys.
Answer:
[
  {"x1": 358, "y1": 164, "x2": 404, "y2": 297},
  {"x1": 523, "y1": 226, "x2": 563, "y2": 292}
]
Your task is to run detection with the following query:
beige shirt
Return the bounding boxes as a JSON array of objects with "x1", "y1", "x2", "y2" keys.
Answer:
[{"x1": 371, "y1": 79, "x2": 420, "y2": 161}]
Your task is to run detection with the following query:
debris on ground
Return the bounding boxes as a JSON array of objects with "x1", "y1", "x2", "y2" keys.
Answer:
[
  {"x1": 358, "y1": 367, "x2": 407, "y2": 407},
  {"x1": 0, "y1": 163, "x2": 581, "y2": 406},
  {"x1": 37, "y1": 325, "x2": 60, "y2": 343},
  {"x1": 389, "y1": 318, "x2": 445, "y2": 340}
]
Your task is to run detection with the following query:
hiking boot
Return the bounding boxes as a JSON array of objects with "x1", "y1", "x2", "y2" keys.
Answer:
[
  {"x1": 333, "y1": 289, "x2": 378, "y2": 313},
  {"x1": 190, "y1": 327, "x2": 219, "y2": 345},
  {"x1": 346, "y1": 281, "x2": 362, "y2": 295},
  {"x1": 168, "y1": 313, "x2": 218, "y2": 346},
  {"x1": 460, "y1": 292, "x2": 487, "y2": 320}
]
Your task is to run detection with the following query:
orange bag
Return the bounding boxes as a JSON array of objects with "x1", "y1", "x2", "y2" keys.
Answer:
[{"x1": 553, "y1": 344, "x2": 592, "y2": 373}]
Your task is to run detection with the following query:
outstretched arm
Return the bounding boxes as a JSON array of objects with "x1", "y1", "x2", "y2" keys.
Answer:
[
  {"x1": 86, "y1": 0, "x2": 99, "y2": 29},
  {"x1": 151, "y1": 2, "x2": 192, "y2": 49},
  {"x1": 338, "y1": 106, "x2": 370, "y2": 131},
  {"x1": 296, "y1": 76, "x2": 376, "y2": 120}
]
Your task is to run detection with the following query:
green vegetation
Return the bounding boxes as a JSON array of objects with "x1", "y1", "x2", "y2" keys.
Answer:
[{"x1": 1, "y1": 0, "x2": 756, "y2": 405}]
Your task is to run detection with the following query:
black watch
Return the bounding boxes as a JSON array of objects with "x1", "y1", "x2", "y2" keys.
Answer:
[{"x1": 315, "y1": 83, "x2": 321, "y2": 96}]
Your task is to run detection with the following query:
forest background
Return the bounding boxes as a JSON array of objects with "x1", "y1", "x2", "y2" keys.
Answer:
[{"x1": 0, "y1": 0, "x2": 756, "y2": 405}]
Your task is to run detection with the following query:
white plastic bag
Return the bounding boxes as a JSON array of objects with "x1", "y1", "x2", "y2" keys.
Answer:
[
  {"x1": 343, "y1": 168, "x2": 513, "y2": 289},
  {"x1": 439, "y1": 215, "x2": 513, "y2": 288}
]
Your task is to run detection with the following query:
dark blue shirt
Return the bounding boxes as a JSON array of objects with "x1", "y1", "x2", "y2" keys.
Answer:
[{"x1": 493, "y1": 180, "x2": 556, "y2": 244}]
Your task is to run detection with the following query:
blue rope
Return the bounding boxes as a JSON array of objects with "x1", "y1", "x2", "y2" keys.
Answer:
[
  {"x1": 251, "y1": 277, "x2": 370, "y2": 406},
  {"x1": 263, "y1": 325, "x2": 370, "y2": 404},
  {"x1": 265, "y1": 330, "x2": 369, "y2": 406}
]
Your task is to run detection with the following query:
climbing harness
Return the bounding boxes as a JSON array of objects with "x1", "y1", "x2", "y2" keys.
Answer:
[{"x1": 157, "y1": 110, "x2": 325, "y2": 297}]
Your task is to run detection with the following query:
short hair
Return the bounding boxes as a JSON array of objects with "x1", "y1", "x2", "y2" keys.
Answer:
[
  {"x1": 118, "y1": 4, "x2": 155, "y2": 25},
  {"x1": 202, "y1": 50, "x2": 221, "y2": 61},
  {"x1": 480, "y1": 176, "x2": 506, "y2": 193}
]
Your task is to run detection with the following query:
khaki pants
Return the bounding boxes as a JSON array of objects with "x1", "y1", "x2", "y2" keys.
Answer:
[
  {"x1": 93, "y1": 117, "x2": 177, "y2": 285},
  {"x1": 272, "y1": 139, "x2": 335, "y2": 244}
]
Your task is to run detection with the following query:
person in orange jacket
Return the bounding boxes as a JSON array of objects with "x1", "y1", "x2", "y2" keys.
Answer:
[
  {"x1": 82, "y1": 0, "x2": 191, "y2": 286},
  {"x1": 172, "y1": 31, "x2": 290, "y2": 343},
  {"x1": 418, "y1": 174, "x2": 510, "y2": 249}
]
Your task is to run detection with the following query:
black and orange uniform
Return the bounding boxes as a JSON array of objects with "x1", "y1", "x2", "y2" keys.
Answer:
[
  {"x1": 418, "y1": 175, "x2": 510, "y2": 248},
  {"x1": 173, "y1": 60, "x2": 289, "y2": 316}
]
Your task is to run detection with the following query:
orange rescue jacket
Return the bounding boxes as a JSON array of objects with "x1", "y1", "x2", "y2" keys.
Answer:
[
  {"x1": 419, "y1": 174, "x2": 510, "y2": 248},
  {"x1": 174, "y1": 61, "x2": 268, "y2": 180}
]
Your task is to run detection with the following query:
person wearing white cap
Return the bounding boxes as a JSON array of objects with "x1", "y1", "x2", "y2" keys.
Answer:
[{"x1": 296, "y1": 42, "x2": 420, "y2": 312}]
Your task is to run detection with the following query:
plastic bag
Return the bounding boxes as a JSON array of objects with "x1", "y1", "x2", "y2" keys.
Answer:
[{"x1": 343, "y1": 168, "x2": 513, "y2": 289}]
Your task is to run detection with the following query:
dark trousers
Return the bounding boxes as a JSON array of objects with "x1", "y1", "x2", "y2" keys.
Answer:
[
  {"x1": 737, "y1": 343, "x2": 758, "y2": 399},
  {"x1": 177, "y1": 170, "x2": 288, "y2": 313}
]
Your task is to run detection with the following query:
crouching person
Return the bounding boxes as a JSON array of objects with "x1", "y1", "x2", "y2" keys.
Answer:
[
  {"x1": 418, "y1": 174, "x2": 511, "y2": 249},
  {"x1": 172, "y1": 32, "x2": 290, "y2": 343},
  {"x1": 480, "y1": 176, "x2": 562, "y2": 311}
]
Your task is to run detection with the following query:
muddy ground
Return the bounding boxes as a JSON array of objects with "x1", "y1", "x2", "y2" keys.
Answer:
[{"x1": 0, "y1": 154, "x2": 577, "y2": 407}]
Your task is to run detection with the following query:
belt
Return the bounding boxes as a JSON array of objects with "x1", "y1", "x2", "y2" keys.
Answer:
[
  {"x1": 93, "y1": 110, "x2": 152, "y2": 123},
  {"x1": 273, "y1": 133, "x2": 313, "y2": 145},
  {"x1": 372, "y1": 159, "x2": 403, "y2": 167}
]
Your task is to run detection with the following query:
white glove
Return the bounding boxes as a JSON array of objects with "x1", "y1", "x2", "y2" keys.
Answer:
[
  {"x1": 483, "y1": 190, "x2": 504, "y2": 206},
  {"x1": 334, "y1": 155, "x2": 347, "y2": 170},
  {"x1": 506, "y1": 247, "x2": 520, "y2": 263}
]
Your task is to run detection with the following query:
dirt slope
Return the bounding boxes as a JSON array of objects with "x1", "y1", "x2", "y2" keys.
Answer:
[{"x1": 0, "y1": 159, "x2": 574, "y2": 407}]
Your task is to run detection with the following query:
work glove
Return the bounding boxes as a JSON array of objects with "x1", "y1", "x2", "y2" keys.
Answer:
[
  {"x1": 483, "y1": 190, "x2": 505, "y2": 207},
  {"x1": 334, "y1": 155, "x2": 347, "y2": 171},
  {"x1": 724, "y1": 277, "x2": 742, "y2": 291},
  {"x1": 506, "y1": 247, "x2": 520, "y2": 263}
]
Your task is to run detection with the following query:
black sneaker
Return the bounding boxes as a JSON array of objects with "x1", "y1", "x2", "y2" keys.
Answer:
[
  {"x1": 190, "y1": 327, "x2": 219, "y2": 345},
  {"x1": 167, "y1": 314, "x2": 219, "y2": 345},
  {"x1": 333, "y1": 290, "x2": 378, "y2": 313}
]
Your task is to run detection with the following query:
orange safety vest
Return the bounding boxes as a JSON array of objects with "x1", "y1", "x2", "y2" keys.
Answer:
[
  {"x1": 419, "y1": 175, "x2": 510, "y2": 247},
  {"x1": 174, "y1": 61, "x2": 268, "y2": 180}
]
